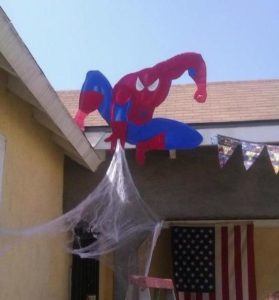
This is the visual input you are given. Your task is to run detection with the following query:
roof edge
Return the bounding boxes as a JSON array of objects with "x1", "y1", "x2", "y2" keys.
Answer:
[
  {"x1": 173, "y1": 78, "x2": 279, "y2": 88},
  {"x1": 0, "y1": 8, "x2": 102, "y2": 171},
  {"x1": 84, "y1": 118, "x2": 279, "y2": 132},
  {"x1": 57, "y1": 78, "x2": 279, "y2": 94}
]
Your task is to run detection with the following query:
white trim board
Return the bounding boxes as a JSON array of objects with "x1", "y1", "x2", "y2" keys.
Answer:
[
  {"x1": 199, "y1": 123, "x2": 279, "y2": 145},
  {"x1": 85, "y1": 122, "x2": 279, "y2": 150}
]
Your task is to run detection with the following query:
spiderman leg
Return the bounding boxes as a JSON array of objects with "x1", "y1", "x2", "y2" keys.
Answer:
[
  {"x1": 75, "y1": 91, "x2": 103, "y2": 130},
  {"x1": 127, "y1": 118, "x2": 202, "y2": 164},
  {"x1": 74, "y1": 71, "x2": 112, "y2": 130}
]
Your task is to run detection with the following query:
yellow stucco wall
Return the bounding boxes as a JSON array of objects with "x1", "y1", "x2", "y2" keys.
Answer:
[
  {"x1": 254, "y1": 227, "x2": 279, "y2": 299},
  {"x1": 150, "y1": 227, "x2": 279, "y2": 300},
  {"x1": 99, "y1": 263, "x2": 114, "y2": 300},
  {"x1": 0, "y1": 89, "x2": 70, "y2": 299}
]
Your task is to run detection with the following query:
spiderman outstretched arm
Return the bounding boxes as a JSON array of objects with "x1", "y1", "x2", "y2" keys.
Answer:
[{"x1": 154, "y1": 52, "x2": 207, "y2": 103}]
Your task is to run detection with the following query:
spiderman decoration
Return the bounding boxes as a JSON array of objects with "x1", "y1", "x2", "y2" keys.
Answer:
[{"x1": 74, "y1": 52, "x2": 207, "y2": 165}]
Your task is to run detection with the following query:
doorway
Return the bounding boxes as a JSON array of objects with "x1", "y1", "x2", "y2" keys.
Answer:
[{"x1": 71, "y1": 224, "x2": 99, "y2": 300}]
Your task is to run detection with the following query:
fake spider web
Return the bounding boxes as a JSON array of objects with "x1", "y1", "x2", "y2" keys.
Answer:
[{"x1": 0, "y1": 143, "x2": 163, "y2": 299}]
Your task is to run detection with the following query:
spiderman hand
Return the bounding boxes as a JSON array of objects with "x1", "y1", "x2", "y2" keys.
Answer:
[
  {"x1": 188, "y1": 66, "x2": 207, "y2": 103},
  {"x1": 194, "y1": 86, "x2": 207, "y2": 103},
  {"x1": 105, "y1": 121, "x2": 127, "y2": 152}
]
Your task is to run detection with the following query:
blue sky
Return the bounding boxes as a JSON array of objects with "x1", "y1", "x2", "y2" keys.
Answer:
[{"x1": 1, "y1": 1, "x2": 279, "y2": 90}]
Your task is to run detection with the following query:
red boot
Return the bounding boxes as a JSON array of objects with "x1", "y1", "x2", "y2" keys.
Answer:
[
  {"x1": 136, "y1": 134, "x2": 165, "y2": 165},
  {"x1": 74, "y1": 110, "x2": 87, "y2": 131},
  {"x1": 74, "y1": 91, "x2": 103, "y2": 131}
]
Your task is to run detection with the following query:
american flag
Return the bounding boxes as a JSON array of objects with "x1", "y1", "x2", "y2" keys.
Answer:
[{"x1": 171, "y1": 224, "x2": 257, "y2": 300}]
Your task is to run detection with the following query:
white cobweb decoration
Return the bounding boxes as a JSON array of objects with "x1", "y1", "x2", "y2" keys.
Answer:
[{"x1": 0, "y1": 143, "x2": 163, "y2": 299}]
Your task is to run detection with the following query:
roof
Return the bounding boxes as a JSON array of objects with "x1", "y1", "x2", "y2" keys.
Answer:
[
  {"x1": 0, "y1": 8, "x2": 103, "y2": 171},
  {"x1": 59, "y1": 79, "x2": 279, "y2": 126}
]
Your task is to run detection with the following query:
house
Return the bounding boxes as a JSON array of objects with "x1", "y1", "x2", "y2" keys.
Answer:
[
  {"x1": 1, "y1": 5, "x2": 279, "y2": 300},
  {"x1": 60, "y1": 79, "x2": 279, "y2": 300},
  {"x1": 0, "y1": 8, "x2": 106, "y2": 300}
]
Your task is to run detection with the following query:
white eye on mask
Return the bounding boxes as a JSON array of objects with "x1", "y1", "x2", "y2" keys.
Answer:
[
  {"x1": 136, "y1": 77, "x2": 144, "y2": 91},
  {"x1": 147, "y1": 78, "x2": 159, "y2": 92}
]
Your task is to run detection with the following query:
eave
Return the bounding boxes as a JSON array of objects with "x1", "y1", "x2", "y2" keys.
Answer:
[{"x1": 0, "y1": 8, "x2": 103, "y2": 171}]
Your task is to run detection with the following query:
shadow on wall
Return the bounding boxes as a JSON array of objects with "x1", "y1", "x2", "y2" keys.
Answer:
[{"x1": 63, "y1": 146, "x2": 279, "y2": 220}]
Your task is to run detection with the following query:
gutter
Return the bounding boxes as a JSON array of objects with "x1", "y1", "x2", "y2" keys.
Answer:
[{"x1": 0, "y1": 7, "x2": 102, "y2": 171}]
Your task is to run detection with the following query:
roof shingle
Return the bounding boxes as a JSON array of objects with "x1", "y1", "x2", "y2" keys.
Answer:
[{"x1": 58, "y1": 79, "x2": 279, "y2": 127}]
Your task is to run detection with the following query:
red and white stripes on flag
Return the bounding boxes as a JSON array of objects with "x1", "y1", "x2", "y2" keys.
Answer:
[{"x1": 177, "y1": 224, "x2": 257, "y2": 300}]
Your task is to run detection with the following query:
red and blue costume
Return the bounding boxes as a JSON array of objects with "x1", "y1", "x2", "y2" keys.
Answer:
[{"x1": 75, "y1": 52, "x2": 207, "y2": 164}]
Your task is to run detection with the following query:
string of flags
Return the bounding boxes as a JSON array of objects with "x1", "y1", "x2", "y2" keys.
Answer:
[{"x1": 217, "y1": 135, "x2": 279, "y2": 174}]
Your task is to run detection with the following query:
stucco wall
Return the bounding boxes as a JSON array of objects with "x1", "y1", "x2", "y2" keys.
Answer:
[
  {"x1": 0, "y1": 89, "x2": 70, "y2": 299},
  {"x1": 64, "y1": 147, "x2": 279, "y2": 219},
  {"x1": 64, "y1": 136, "x2": 279, "y2": 299},
  {"x1": 254, "y1": 227, "x2": 279, "y2": 299}
]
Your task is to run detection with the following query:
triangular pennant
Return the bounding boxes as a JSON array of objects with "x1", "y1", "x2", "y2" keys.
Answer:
[
  {"x1": 241, "y1": 141, "x2": 264, "y2": 170},
  {"x1": 266, "y1": 145, "x2": 279, "y2": 174},
  {"x1": 217, "y1": 135, "x2": 240, "y2": 168}
]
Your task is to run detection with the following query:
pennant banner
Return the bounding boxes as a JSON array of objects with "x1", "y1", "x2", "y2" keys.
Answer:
[
  {"x1": 267, "y1": 145, "x2": 279, "y2": 174},
  {"x1": 241, "y1": 141, "x2": 264, "y2": 170},
  {"x1": 217, "y1": 135, "x2": 239, "y2": 168},
  {"x1": 217, "y1": 135, "x2": 278, "y2": 174}
]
